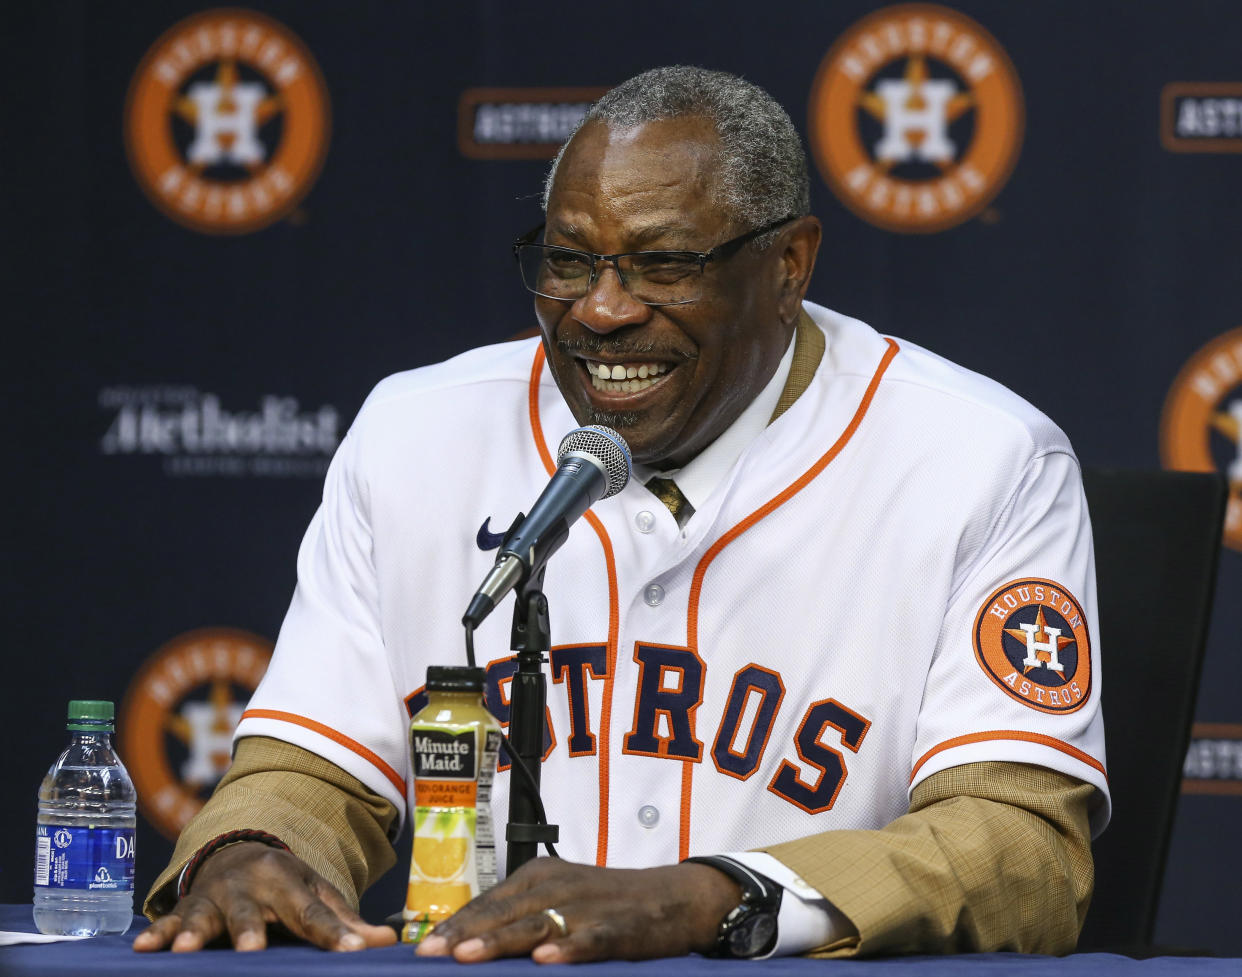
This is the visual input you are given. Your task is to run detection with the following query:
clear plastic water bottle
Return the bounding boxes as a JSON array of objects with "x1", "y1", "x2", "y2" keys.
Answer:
[{"x1": 33, "y1": 700, "x2": 137, "y2": 936}]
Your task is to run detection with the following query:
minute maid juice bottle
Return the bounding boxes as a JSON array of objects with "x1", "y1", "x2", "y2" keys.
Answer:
[{"x1": 402, "y1": 665, "x2": 501, "y2": 943}]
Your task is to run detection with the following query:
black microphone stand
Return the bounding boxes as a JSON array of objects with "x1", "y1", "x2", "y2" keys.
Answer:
[{"x1": 504, "y1": 564, "x2": 560, "y2": 874}]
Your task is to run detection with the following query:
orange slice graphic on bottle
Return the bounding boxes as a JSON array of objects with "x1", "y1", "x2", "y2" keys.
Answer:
[{"x1": 413, "y1": 834, "x2": 469, "y2": 882}]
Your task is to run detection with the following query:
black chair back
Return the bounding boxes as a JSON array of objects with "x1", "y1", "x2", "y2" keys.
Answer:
[{"x1": 1076, "y1": 468, "x2": 1227, "y2": 950}]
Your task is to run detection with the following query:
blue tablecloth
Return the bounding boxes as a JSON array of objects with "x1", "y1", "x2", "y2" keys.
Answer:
[{"x1": 1, "y1": 906, "x2": 1236, "y2": 976}]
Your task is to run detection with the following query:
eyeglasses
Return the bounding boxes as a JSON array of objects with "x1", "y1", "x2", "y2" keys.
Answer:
[{"x1": 512, "y1": 215, "x2": 796, "y2": 307}]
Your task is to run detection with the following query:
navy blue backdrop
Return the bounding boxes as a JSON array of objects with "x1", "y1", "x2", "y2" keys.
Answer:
[{"x1": 5, "y1": 0, "x2": 1240, "y2": 954}]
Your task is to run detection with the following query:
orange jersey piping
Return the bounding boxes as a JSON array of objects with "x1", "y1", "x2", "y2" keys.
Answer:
[
  {"x1": 679, "y1": 337, "x2": 900, "y2": 858},
  {"x1": 528, "y1": 345, "x2": 621, "y2": 866},
  {"x1": 241, "y1": 708, "x2": 406, "y2": 796},
  {"x1": 910, "y1": 730, "x2": 1108, "y2": 783}
]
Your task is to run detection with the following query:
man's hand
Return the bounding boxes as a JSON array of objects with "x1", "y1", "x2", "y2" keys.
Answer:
[
  {"x1": 131, "y1": 841, "x2": 397, "y2": 953},
  {"x1": 416, "y1": 857, "x2": 741, "y2": 964}
]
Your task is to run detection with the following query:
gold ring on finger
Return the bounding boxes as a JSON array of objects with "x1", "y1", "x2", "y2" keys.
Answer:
[{"x1": 542, "y1": 907, "x2": 569, "y2": 938}]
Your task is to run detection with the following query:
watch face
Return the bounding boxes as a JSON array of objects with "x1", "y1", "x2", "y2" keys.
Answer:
[{"x1": 728, "y1": 913, "x2": 777, "y2": 957}]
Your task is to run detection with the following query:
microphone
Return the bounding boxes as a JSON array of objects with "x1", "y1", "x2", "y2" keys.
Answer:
[{"x1": 463, "y1": 426, "x2": 631, "y2": 628}]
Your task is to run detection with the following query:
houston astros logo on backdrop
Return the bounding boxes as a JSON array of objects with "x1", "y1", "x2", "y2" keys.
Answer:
[
  {"x1": 124, "y1": 9, "x2": 330, "y2": 234},
  {"x1": 974, "y1": 579, "x2": 1091, "y2": 714},
  {"x1": 808, "y1": 4, "x2": 1023, "y2": 233},
  {"x1": 1161, "y1": 327, "x2": 1242, "y2": 551},
  {"x1": 119, "y1": 628, "x2": 272, "y2": 839}
]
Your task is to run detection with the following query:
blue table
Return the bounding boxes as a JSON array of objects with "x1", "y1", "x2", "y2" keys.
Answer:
[{"x1": 1, "y1": 906, "x2": 1237, "y2": 976}]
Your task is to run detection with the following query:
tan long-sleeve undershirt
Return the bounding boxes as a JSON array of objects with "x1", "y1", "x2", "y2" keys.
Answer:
[{"x1": 145, "y1": 736, "x2": 1095, "y2": 956}]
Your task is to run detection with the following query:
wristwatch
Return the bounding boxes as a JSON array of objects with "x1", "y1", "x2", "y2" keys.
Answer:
[{"x1": 682, "y1": 855, "x2": 783, "y2": 958}]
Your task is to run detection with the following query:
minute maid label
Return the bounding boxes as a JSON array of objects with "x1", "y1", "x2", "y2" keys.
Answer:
[
  {"x1": 414, "y1": 734, "x2": 476, "y2": 779},
  {"x1": 413, "y1": 727, "x2": 487, "y2": 810},
  {"x1": 413, "y1": 728, "x2": 477, "y2": 780}
]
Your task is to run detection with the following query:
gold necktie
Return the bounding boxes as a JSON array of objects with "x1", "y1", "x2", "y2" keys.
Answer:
[{"x1": 646, "y1": 476, "x2": 695, "y2": 529}]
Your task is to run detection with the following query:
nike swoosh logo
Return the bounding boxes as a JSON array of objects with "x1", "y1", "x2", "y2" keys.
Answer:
[{"x1": 476, "y1": 517, "x2": 505, "y2": 551}]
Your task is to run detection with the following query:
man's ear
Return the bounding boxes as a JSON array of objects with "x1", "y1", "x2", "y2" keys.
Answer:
[{"x1": 775, "y1": 216, "x2": 822, "y2": 325}]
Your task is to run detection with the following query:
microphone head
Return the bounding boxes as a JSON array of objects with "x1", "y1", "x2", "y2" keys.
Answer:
[{"x1": 557, "y1": 426, "x2": 632, "y2": 500}]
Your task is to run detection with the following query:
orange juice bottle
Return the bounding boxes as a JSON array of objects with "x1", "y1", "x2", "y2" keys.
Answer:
[{"x1": 402, "y1": 665, "x2": 501, "y2": 943}]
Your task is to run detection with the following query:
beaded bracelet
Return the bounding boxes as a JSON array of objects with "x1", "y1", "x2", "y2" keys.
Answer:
[{"x1": 177, "y1": 829, "x2": 290, "y2": 899}]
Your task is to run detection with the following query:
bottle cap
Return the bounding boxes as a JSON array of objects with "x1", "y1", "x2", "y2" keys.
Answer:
[
  {"x1": 426, "y1": 666, "x2": 485, "y2": 692},
  {"x1": 67, "y1": 700, "x2": 115, "y2": 730},
  {"x1": 68, "y1": 700, "x2": 115, "y2": 721}
]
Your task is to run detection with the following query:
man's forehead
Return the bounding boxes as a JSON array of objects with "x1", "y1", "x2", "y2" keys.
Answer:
[{"x1": 546, "y1": 117, "x2": 726, "y2": 246}]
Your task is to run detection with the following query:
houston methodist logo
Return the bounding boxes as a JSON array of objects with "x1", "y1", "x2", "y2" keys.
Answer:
[
  {"x1": 973, "y1": 579, "x2": 1091, "y2": 714},
  {"x1": 808, "y1": 4, "x2": 1023, "y2": 233},
  {"x1": 124, "y1": 9, "x2": 330, "y2": 234},
  {"x1": 119, "y1": 628, "x2": 272, "y2": 839},
  {"x1": 1160, "y1": 327, "x2": 1242, "y2": 551}
]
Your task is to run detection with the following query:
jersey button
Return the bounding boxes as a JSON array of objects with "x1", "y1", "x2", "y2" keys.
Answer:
[
  {"x1": 635, "y1": 510, "x2": 656, "y2": 533},
  {"x1": 643, "y1": 583, "x2": 665, "y2": 606},
  {"x1": 637, "y1": 804, "x2": 659, "y2": 828}
]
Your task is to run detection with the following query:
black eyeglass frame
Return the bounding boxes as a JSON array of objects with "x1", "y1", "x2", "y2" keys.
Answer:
[{"x1": 511, "y1": 214, "x2": 798, "y2": 307}]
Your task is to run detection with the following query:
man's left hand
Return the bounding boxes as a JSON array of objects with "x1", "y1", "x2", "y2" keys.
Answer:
[{"x1": 415, "y1": 857, "x2": 741, "y2": 963}]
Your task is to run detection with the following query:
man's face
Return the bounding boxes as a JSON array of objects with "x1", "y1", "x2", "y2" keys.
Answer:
[{"x1": 536, "y1": 117, "x2": 796, "y2": 470}]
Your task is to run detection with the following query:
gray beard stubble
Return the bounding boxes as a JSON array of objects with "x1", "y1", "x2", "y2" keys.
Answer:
[{"x1": 584, "y1": 406, "x2": 642, "y2": 428}]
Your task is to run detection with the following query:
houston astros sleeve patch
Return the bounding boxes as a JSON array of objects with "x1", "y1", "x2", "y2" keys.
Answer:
[{"x1": 973, "y1": 578, "x2": 1092, "y2": 714}]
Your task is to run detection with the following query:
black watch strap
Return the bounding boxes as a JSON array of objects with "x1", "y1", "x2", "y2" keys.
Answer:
[{"x1": 683, "y1": 855, "x2": 784, "y2": 958}]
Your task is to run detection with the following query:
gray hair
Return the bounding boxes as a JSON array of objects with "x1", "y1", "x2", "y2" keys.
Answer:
[{"x1": 543, "y1": 66, "x2": 810, "y2": 248}]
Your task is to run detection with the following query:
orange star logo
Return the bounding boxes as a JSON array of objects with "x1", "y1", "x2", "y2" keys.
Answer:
[
  {"x1": 124, "y1": 9, "x2": 330, "y2": 234},
  {"x1": 857, "y1": 55, "x2": 975, "y2": 172},
  {"x1": 807, "y1": 3, "x2": 1024, "y2": 233},
  {"x1": 119, "y1": 628, "x2": 273, "y2": 839},
  {"x1": 1160, "y1": 326, "x2": 1242, "y2": 551},
  {"x1": 974, "y1": 578, "x2": 1091, "y2": 715},
  {"x1": 172, "y1": 61, "x2": 284, "y2": 174},
  {"x1": 1004, "y1": 605, "x2": 1075, "y2": 674}
]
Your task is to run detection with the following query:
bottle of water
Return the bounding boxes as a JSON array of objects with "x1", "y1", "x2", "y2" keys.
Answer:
[{"x1": 33, "y1": 700, "x2": 137, "y2": 936}]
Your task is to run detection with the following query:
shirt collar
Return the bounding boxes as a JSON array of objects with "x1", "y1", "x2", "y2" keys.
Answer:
[{"x1": 634, "y1": 330, "x2": 798, "y2": 511}]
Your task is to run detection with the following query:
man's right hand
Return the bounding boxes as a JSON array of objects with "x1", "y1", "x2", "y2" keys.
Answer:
[{"x1": 131, "y1": 841, "x2": 397, "y2": 952}]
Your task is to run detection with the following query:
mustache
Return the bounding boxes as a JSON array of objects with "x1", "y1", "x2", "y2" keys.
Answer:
[{"x1": 556, "y1": 336, "x2": 696, "y2": 361}]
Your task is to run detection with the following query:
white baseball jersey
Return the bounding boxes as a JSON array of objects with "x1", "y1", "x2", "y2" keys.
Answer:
[{"x1": 236, "y1": 302, "x2": 1110, "y2": 875}]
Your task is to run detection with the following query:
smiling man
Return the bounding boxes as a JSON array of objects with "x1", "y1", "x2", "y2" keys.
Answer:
[
  {"x1": 528, "y1": 112, "x2": 807, "y2": 472},
  {"x1": 136, "y1": 67, "x2": 1107, "y2": 962}
]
